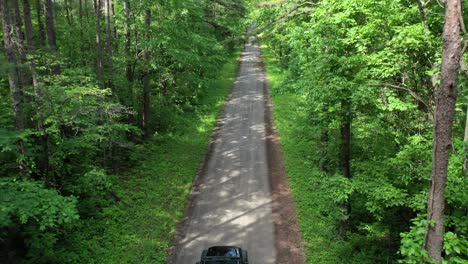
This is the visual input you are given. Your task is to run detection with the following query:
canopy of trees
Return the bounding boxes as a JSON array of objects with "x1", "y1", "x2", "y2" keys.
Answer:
[
  {"x1": 252, "y1": 0, "x2": 467, "y2": 263},
  {"x1": 0, "y1": 0, "x2": 247, "y2": 262},
  {"x1": 2, "y1": 0, "x2": 467, "y2": 263}
]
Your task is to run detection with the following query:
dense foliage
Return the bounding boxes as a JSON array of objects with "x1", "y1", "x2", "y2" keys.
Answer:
[
  {"x1": 253, "y1": 0, "x2": 467, "y2": 263},
  {"x1": 2, "y1": 0, "x2": 467, "y2": 263},
  {"x1": 0, "y1": 0, "x2": 246, "y2": 262}
]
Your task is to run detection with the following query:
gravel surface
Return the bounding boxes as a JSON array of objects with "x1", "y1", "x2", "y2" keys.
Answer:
[
  {"x1": 172, "y1": 40, "x2": 275, "y2": 264},
  {"x1": 169, "y1": 38, "x2": 305, "y2": 264}
]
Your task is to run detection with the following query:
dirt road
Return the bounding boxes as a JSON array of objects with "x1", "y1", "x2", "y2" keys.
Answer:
[{"x1": 171, "y1": 40, "x2": 275, "y2": 264}]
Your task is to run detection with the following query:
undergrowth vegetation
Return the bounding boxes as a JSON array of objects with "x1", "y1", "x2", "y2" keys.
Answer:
[
  {"x1": 0, "y1": 0, "x2": 246, "y2": 262},
  {"x1": 262, "y1": 44, "x2": 353, "y2": 263},
  {"x1": 57, "y1": 52, "x2": 240, "y2": 264},
  {"x1": 256, "y1": 0, "x2": 468, "y2": 262}
]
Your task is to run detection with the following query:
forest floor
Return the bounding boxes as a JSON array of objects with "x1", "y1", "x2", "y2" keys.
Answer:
[{"x1": 168, "y1": 39, "x2": 304, "y2": 264}]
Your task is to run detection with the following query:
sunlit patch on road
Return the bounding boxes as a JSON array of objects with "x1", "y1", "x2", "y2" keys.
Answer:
[{"x1": 173, "y1": 40, "x2": 276, "y2": 264}]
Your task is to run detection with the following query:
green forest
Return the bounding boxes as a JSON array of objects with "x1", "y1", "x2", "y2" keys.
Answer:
[{"x1": 1, "y1": 0, "x2": 467, "y2": 263}]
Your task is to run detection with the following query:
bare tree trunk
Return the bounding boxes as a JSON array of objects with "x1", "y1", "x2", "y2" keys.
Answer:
[
  {"x1": 424, "y1": 0, "x2": 463, "y2": 262},
  {"x1": 94, "y1": 0, "x2": 103, "y2": 85},
  {"x1": 142, "y1": 9, "x2": 151, "y2": 139},
  {"x1": 35, "y1": 0, "x2": 45, "y2": 46},
  {"x1": 1, "y1": 0, "x2": 26, "y2": 171}
]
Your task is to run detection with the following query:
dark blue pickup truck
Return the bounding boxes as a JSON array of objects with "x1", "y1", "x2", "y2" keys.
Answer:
[{"x1": 196, "y1": 246, "x2": 249, "y2": 264}]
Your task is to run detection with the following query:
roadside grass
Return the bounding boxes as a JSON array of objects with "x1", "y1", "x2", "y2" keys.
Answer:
[
  {"x1": 261, "y1": 44, "x2": 351, "y2": 263},
  {"x1": 70, "y1": 52, "x2": 240, "y2": 264}
]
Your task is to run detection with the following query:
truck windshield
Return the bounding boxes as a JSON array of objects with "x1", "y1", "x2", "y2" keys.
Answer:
[{"x1": 206, "y1": 247, "x2": 240, "y2": 257}]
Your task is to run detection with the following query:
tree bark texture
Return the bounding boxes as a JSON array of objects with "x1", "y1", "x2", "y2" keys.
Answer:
[
  {"x1": 12, "y1": 0, "x2": 28, "y2": 86},
  {"x1": 35, "y1": 0, "x2": 45, "y2": 46},
  {"x1": 123, "y1": 0, "x2": 133, "y2": 83},
  {"x1": 425, "y1": 0, "x2": 463, "y2": 263},
  {"x1": 94, "y1": 0, "x2": 103, "y2": 85},
  {"x1": 23, "y1": 0, "x2": 49, "y2": 178},
  {"x1": 339, "y1": 98, "x2": 352, "y2": 234},
  {"x1": 65, "y1": 0, "x2": 73, "y2": 26},
  {"x1": 142, "y1": 9, "x2": 151, "y2": 139},
  {"x1": 22, "y1": 0, "x2": 34, "y2": 49},
  {"x1": 1, "y1": 0, "x2": 26, "y2": 162},
  {"x1": 43, "y1": 0, "x2": 56, "y2": 50},
  {"x1": 104, "y1": 0, "x2": 113, "y2": 88},
  {"x1": 340, "y1": 115, "x2": 351, "y2": 180},
  {"x1": 78, "y1": 0, "x2": 86, "y2": 65},
  {"x1": 43, "y1": 0, "x2": 60, "y2": 74},
  {"x1": 110, "y1": 0, "x2": 116, "y2": 39},
  {"x1": 319, "y1": 127, "x2": 329, "y2": 173},
  {"x1": 12, "y1": 0, "x2": 25, "y2": 48},
  {"x1": 463, "y1": 106, "x2": 468, "y2": 176}
]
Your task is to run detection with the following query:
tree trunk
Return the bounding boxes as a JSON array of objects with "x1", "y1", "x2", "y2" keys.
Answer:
[
  {"x1": 12, "y1": 0, "x2": 28, "y2": 86},
  {"x1": 78, "y1": 0, "x2": 86, "y2": 65},
  {"x1": 123, "y1": 0, "x2": 133, "y2": 83},
  {"x1": 142, "y1": 9, "x2": 151, "y2": 139},
  {"x1": 23, "y1": 0, "x2": 50, "y2": 180},
  {"x1": 110, "y1": 0, "x2": 116, "y2": 39},
  {"x1": 12, "y1": 0, "x2": 25, "y2": 47},
  {"x1": 84, "y1": 0, "x2": 92, "y2": 64},
  {"x1": 1, "y1": 0, "x2": 26, "y2": 170},
  {"x1": 104, "y1": 0, "x2": 113, "y2": 89},
  {"x1": 340, "y1": 116, "x2": 351, "y2": 179},
  {"x1": 43, "y1": 0, "x2": 56, "y2": 50},
  {"x1": 65, "y1": 0, "x2": 73, "y2": 26},
  {"x1": 35, "y1": 0, "x2": 45, "y2": 46},
  {"x1": 22, "y1": 0, "x2": 34, "y2": 49},
  {"x1": 84, "y1": 0, "x2": 89, "y2": 23},
  {"x1": 339, "y1": 98, "x2": 352, "y2": 235},
  {"x1": 424, "y1": 0, "x2": 463, "y2": 263},
  {"x1": 319, "y1": 126, "x2": 329, "y2": 173},
  {"x1": 43, "y1": 0, "x2": 59, "y2": 74},
  {"x1": 463, "y1": 106, "x2": 468, "y2": 176},
  {"x1": 94, "y1": 0, "x2": 103, "y2": 86},
  {"x1": 79, "y1": 0, "x2": 83, "y2": 33}
]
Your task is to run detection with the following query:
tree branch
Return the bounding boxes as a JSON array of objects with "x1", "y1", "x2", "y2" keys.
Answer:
[
  {"x1": 253, "y1": 2, "x2": 316, "y2": 35},
  {"x1": 416, "y1": 0, "x2": 429, "y2": 31},
  {"x1": 368, "y1": 83, "x2": 430, "y2": 109}
]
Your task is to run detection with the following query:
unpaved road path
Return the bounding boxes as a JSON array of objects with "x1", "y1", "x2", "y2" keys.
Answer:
[
  {"x1": 172, "y1": 40, "x2": 275, "y2": 264},
  {"x1": 169, "y1": 39, "x2": 304, "y2": 264}
]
